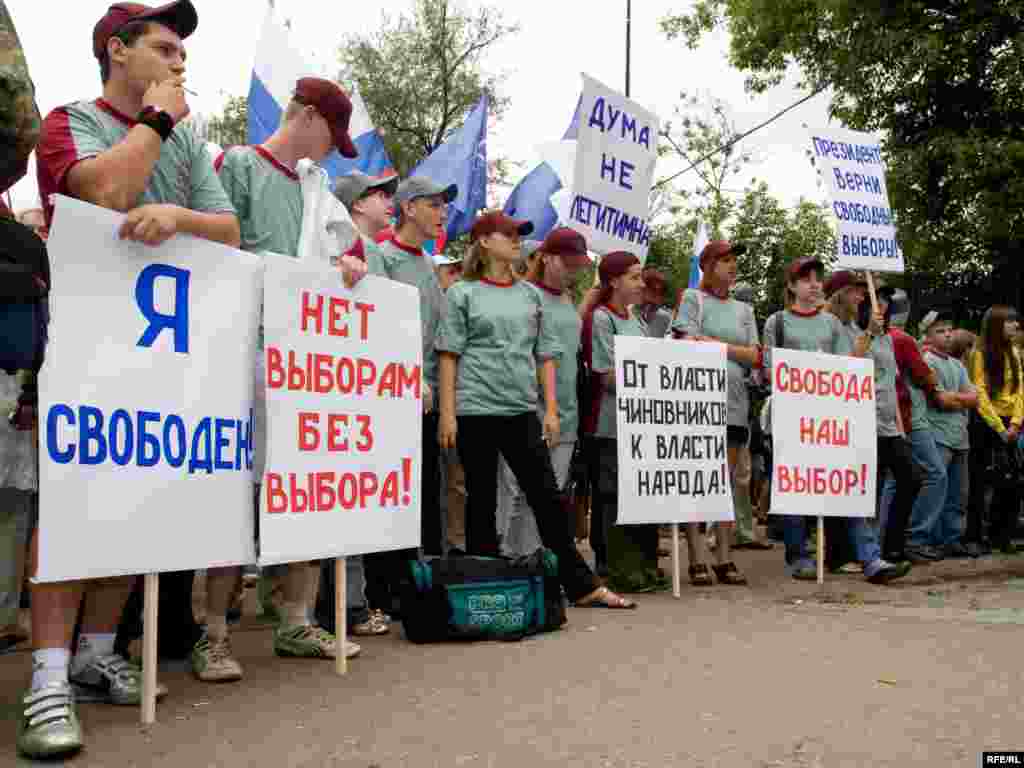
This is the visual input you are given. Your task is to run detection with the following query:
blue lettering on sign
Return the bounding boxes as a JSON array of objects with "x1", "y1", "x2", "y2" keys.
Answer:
[
  {"x1": 570, "y1": 194, "x2": 651, "y2": 246},
  {"x1": 599, "y1": 153, "x2": 636, "y2": 190},
  {"x1": 840, "y1": 234, "x2": 902, "y2": 259},
  {"x1": 811, "y1": 137, "x2": 883, "y2": 165},
  {"x1": 588, "y1": 97, "x2": 652, "y2": 150},
  {"x1": 135, "y1": 264, "x2": 191, "y2": 354},
  {"x1": 44, "y1": 404, "x2": 255, "y2": 474}
]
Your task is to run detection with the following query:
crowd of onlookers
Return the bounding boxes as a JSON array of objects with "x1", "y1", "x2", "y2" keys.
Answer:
[{"x1": 2, "y1": 0, "x2": 1022, "y2": 760}]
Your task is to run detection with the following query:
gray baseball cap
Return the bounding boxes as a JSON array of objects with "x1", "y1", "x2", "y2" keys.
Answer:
[
  {"x1": 394, "y1": 177, "x2": 458, "y2": 208},
  {"x1": 333, "y1": 171, "x2": 399, "y2": 211}
]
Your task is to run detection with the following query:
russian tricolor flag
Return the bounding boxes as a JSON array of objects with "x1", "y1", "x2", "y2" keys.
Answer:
[{"x1": 247, "y1": 8, "x2": 393, "y2": 180}]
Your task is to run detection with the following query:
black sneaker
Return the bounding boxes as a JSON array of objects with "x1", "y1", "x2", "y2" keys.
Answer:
[
  {"x1": 904, "y1": 546, "x2": 941, "y2": 564},
  {"x1": 867, "y1": 560, "x2": 911, "y2": 585},
  {"x1": 945, "y1": 542, "x2": 971, "y2": 558}
]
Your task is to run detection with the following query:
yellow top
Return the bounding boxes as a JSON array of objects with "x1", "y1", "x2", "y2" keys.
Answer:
[{"x1": 968, "y1": 347, "x2": 1024, "y2": 434}]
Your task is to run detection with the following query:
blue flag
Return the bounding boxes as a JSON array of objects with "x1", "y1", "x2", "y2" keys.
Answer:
[
  {"x1": 502, "y1": 95, "x2": 583, "y2": 240},
  {"x1": 411, "y1": 95, "x2": 488, "y2": 240}
]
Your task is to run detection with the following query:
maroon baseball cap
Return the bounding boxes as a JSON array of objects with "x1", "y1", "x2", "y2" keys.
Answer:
[
  {"x1": 823, "y1": 269, "x2": 867, "y2": 297},
  {"x1": 699, "y1": 240, "x2": 747, "y2": 272},
  {"x1": 470, "y1": 211, "x2": 534, "y2": 243},
  {"x1": 293, "y1": 78, "x2": 358, "y2": 159},
  {"x1": 539, "y1": 227, "x2": 590, "y2": 268},
  {"x1": 93, "y1": 0, "x2": 198, "y2": 59},
  {"x1": 598, "y1": 251, "x2": 640, "y2": 284},
  {"x1": 786, "y1": 256, "x2": 825, "y2": 283}
]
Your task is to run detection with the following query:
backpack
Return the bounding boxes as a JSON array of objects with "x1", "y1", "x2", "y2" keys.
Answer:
[
  {"x1": 400, "y1": 549, "x2": 567, "y2": 643},
  {"x1": 0, "y1": 215, "x2": 49, "y2": 373}
]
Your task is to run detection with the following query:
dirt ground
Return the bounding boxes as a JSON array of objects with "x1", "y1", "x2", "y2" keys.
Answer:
[{"x1": 2, "y1": 543, "x2": 1024, "y2": 768}]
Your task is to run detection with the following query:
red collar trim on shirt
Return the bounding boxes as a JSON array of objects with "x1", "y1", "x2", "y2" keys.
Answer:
[
  {"x1": 253, "y1": 146, "x2": 299, "y2": 181},
  {"x1": 345, "y1": 237, "x2": 366, "y2": 263},
  {"x1": 530, "y1": 280, "x2": 563, "y2": 296},
  {"x1": 602, "y1": 302, "x2": 630, "y2": 320},
  {"x1": 789, "y1": 305, "x2": 821, "y2": 317},
  {"x1": 922, "y1": 343, "x2": 949, "y2": 359},
  {"x1": 94, "y1": 99, "x2": 137, "y2": 127},
  {"x1": 481, "y1": 276, "x2": 515, "y2": 287},
  {"x1": 388, "y1": 235, "x2": 424, "y2": 257}
]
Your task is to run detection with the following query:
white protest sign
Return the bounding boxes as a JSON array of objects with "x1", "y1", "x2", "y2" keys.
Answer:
[
  {"x1": 615, "y1": 337, "x2": 733, "y2": 523},
  {"x1": 38, "y1": 196, "x2": 261, "y2": 582},
  {"x1": 809, "y1": 126, "x2": 904, "y2": 272},
  {"x1": 258, "y1": 262, "x2": 422, "y2": 565},
  {"x1": 570, "y1": 74, "x2": 659, "y2": 262},
  {"x1": 770, "y1": 348, "x2": 877, "y2": 517}
]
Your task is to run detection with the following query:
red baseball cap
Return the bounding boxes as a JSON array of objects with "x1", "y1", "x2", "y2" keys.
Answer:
[
  {"x1": 699, "y1": 240, "x2": 747, "y2": 272},
  {"x1": 598, "y1": 251, "x2": 640, "y2": 284},
  {"x1": 823, "y1": 269, "x2": 867, "y2": 297},
  {"x1": 293, "y1": 78, "x2": 358, "y2": 159},
  {"x1": 93, "y1": 0, "x2": 198, "y2": 59},
  {"x1": 539, "y1": 227, "x2": 590, "y2": 268},
  {"x1": 470, "y1": 211, "x2": 534, "y2": 243},
  {"x1": 786, "y1": 256, "x2": 825, "y2": 283}
]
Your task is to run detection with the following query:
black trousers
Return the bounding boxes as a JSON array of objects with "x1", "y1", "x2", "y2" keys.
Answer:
[
  {"x1": 354, "y1": 412, "x2": 443, "y2": 614},
  {"x1": 457, "y1": 413, "x2": 600, "y2": 602},
  {"x1": 878, "y1": 435, "x2": 919, "y2": 560},
  {"x1": 586, "y1": 437, "x2": 658, "y2": 573},
  {"x1": 966, "y1": 414, "x2": 1020, "y2": 547}
]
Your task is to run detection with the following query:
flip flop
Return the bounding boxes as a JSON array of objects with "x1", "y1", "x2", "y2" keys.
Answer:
[{"x1": 573, "y1": 586, "x2": 637, "y2": 609}]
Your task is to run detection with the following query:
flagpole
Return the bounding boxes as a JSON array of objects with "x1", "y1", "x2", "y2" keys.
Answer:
[{"x1": 625, "y1": 0, "x2": 632, "y2": 98}]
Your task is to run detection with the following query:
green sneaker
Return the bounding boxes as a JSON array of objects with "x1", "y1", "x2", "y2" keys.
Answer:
[
  {"x1": 191, "y1": 633, "x2": 243, "y2": 683},
  {"x1": 274, "y1": 624, "x2": 360, "y2": 660},
  {"x1": 17, "y1": 683, "x2": 83, "y2": 759},
  {"x1": 258, "y1": 577, "x2": 283, "y2": 624},
  {"x1": 70, "y1": 653, "x2": 167, "y2": 705}
]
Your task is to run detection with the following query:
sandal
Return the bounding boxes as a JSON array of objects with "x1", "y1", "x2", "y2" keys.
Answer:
[
  {"x1": 574, "y1": 586, "x2": 637, "y2": 609},
  {"x1": 712, "y1": 562, "x2": 748, "y2": 586},
  {"x1": 689, "y1": 563, "x2": 713, "y2": 587}
]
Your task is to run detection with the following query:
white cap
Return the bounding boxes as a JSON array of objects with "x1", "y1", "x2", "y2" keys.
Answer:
[{"x1": 433, "y1": 253, "x2": 463, "y2": 267}]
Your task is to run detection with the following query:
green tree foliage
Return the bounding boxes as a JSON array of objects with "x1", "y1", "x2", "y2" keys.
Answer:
[
  {"x1": 661, "y1": 0, "x2": 1024, "y2": 313},
  {"x1": 729, "y1": 183, "x2": 835, "y2": 322},
  {"x1": 340, "y1": 0, "x2": 517, "y2": 175},
  {"x1": 206, "y1": 96, "x2": 248, "y2": 148},
  {"x1": 658, "y1": 90, "x2": 754, "y2": 236}
]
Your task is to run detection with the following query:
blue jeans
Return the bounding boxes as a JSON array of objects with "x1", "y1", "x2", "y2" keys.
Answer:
[
  {"x1": 881, "y1": 429, "x2": 946, "y2": 549},
  {"x1": 936, "y1": 446, "x2": 968, "y2": 548}
]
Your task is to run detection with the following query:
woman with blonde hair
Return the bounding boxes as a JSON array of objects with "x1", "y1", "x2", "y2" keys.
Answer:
[
  {"x1": 495, "y1": 229, "x2": 591, "y2": 557},
  {"x1": 437, "y1": 212, "x2": 635, "y2": 609}
]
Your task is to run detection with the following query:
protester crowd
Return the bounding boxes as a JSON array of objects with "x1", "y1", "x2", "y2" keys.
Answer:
[{"x1": 1, "y1": 0, "x2": 1023, "y2": 760}]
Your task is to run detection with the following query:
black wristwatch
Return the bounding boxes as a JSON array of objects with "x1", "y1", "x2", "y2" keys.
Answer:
[{"x1": 136, "y1": 106, "x2": 174, "y2": 141}]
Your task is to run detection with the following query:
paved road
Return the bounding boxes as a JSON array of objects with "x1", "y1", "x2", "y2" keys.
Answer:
[{"x1": 3, "y1": 549, "x2": 1024, "y2": 767}]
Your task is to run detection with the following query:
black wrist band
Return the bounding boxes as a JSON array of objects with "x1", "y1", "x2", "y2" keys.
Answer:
[{"x1": 136, "y1": 106, "x2": 173, "y2": 142}]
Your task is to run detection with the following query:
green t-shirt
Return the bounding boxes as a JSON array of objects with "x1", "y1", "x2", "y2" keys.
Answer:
[
  {"x1": 37, "y1": 98, "x2": 235, "y2": 226},
  {"x1": 671, "y1": 289, "x2": 759, "y2": 428},
  {"x1": 762, "y1": 309, "x2": 852, "y2": 363},
  {"x1": 925, "y1": 350, "x2": 971, "y2": 450},
  {"x1": 367, "y1": 236, "x2": 444, "y2": 389},
  {"x1": 841, "y1": 322, "x2": 901, "y2": 437},
  {"x1": 531, "y1": 282, "x2": 582, "y2": 437},
  {"x1": 436, "y1": 278, "x2": 561, "y2": 417},
  {"x1": 215, "y1": 145, "x2": 301, "y2": 258},
  {"x1": 589, "y1": 305, "x2": 645, "y2": 439}
]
